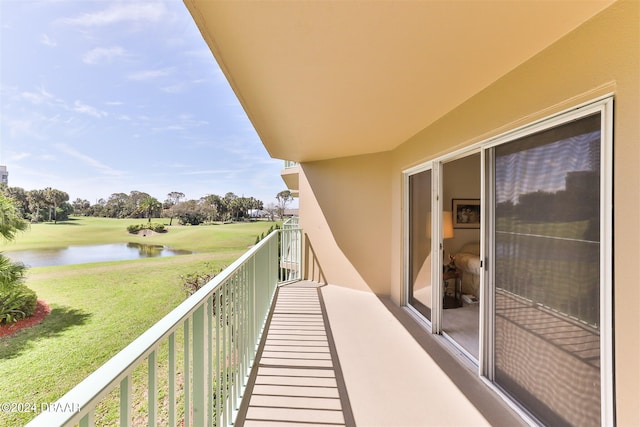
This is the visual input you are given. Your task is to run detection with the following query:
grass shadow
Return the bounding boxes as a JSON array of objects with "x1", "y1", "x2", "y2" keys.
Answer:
[
  {"x1": 38, "y1": 218, "x2": 84, "y2": 226},
  {"x1": 0, "y1": 306, "x2": 92, "y2": 360}
]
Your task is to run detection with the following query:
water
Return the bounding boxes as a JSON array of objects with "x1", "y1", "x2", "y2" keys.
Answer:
[{"x1": 4, "y1": 243, "x2": 194, "y2": 267}]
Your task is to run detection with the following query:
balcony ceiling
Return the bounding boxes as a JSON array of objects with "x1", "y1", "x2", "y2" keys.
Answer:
[{"x1": 185, "y1": 0, "x2": 615, "y2": 162}]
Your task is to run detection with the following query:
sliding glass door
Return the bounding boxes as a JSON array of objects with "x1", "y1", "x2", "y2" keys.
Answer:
[
  {"x1": 404, "y1": 97, "x2": 612, "y2": 426},
  {"x1": 488, "y1": 108, "x2": 611, "y2": 426},
  {"x1": 407, "y1": 168, "x2": 433, "y2": 321}
]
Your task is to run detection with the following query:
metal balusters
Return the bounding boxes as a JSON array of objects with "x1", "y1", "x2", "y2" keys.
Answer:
[{"x1": 26, "y1": 229, "x2": 299, "y2": 427}]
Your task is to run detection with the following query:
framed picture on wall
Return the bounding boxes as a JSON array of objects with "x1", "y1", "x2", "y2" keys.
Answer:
[{"x1": 452, "y1": 199, "x2": 480, "y2": 229}]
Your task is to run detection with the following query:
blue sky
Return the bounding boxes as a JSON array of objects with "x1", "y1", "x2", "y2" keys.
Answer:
[{"x1": 0, "y1": 1, "x2": 288, "y2": 207}]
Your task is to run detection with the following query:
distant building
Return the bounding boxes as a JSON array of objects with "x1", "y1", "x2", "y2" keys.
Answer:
[{"x1": 0, "y1": 166, "x2": 7, "y2": 185}]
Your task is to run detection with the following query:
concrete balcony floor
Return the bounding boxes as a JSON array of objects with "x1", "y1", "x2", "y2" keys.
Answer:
[{"x1": 237, "y1": 281, "x2": 525, "y2": 427}]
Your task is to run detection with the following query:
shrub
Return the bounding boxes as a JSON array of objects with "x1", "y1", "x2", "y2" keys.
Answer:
[
  {"x1": 127, "y1": 223, "x2": 166, "y2": 234},
  {"x1": 0, "y1": 284, "x2": 37, "y2": 324},
  {"x1": 127, "y1": 224, "x2": 143, "y2": 234},
  {"x1": 254, "y1": 224, "x2": 282, "y2": 244},
  {"x1": 181, "y1": 271, "x2": 219, "y2": 297},
  {"x1": 178, "y1": 211, "x2": 206, "y2": 226},
  {"x1": 148, "y1": 223, "x2": 165, "y2": 233}
]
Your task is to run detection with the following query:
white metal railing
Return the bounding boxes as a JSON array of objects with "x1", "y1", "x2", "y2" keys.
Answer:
[
  {"x1": 283, "y1": 160, "x2": 299, "y2": 169},
  {"x1": 282, "y1": 216, "x2": 299, "y2": 229},
  {"x1": 27, "y1": 228, "x2": 302, "y2": 427},
  {"x1": 280, "y1": 218, "x2": 301, "y2": 282}
]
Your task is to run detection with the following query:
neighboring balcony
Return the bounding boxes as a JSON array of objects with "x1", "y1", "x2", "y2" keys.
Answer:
[
  {"x1": 280, "y1": 161, "x2": 299, "y2": 197},
  {"x1": 27, "y1": 223, "x2": 521, "y2": 427}
]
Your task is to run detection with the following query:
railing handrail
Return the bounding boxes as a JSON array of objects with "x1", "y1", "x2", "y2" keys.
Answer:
[
  {"x1": 283, "y1": 216, "x2": 299, "y2": 228},
  {"x1": 26, "y1": 230, "x2": 284, "y2": 427}
]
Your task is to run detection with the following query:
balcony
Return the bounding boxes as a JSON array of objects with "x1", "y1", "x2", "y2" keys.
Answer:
[
  {"x1": 280, "y1": 161, "x2": 299, "y2": 197},
  {"x1": 27, "y1": 224, "x2": 522, "y2": 427}
]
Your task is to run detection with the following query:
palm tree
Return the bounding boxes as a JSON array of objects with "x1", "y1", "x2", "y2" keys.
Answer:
[
  {"x1": 0, "y1": 193, "x2": 32, "y2": 323},
  {"x1": 44, "y1": 187, "x2": 69, "y2": 223},
  {"x1": 27, "y1": 189, "x2": 47, "y2": 222},
  {"x1": 0, "y1": 255, "x2": 26, "y2": 288},
  {"x1": 139, "y1": 196, "x2": 162, "y2": 222},
  {"x1": 0, "y1": 193, "x2": 28, "y2": 240}
]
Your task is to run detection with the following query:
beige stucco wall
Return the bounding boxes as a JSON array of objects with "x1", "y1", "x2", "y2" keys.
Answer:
[
  {"x1": 299, "y1": 152, "x2": 392, "y2": 294},
  {"x1": 298, "y1": 1, "x2": 638, "y2": 424}
]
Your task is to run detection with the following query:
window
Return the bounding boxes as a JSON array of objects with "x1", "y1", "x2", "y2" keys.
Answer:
[
  {"x1": 490, "y1": 112, "x2": 606, "y2": 426},
  {"x1": 407, "y1": 168, "x2": 433, "y2": 321},
  {"x1": 404, "y1": 96, "x2": 614, "y2": 426}
]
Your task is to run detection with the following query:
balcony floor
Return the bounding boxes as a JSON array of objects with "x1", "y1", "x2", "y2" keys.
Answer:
[
  {"x1": 238, "y1": 281, "x2": 525, "y2": 427},
  {"x1": 238, "y1": 281, "x2": 353, "y2": 426}
]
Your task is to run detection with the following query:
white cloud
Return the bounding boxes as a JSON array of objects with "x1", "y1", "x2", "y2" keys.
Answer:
[
  {"x1": 127, "y1": 68, "x2": 174, "y2": 81},
  {"x1": 6, "y1": 119, "x2": 42, "y2": 139},
  {"x1": 182, "y1": 169, "x2": 240, "y2": 176},
  {"x1": 168, "y1": 162, "x2": 191, "y2": 168},
  {"x1": 73, "y1": 100, "x2": 108, "y2": 118},
  {"x1": 40, "y1": 34, "x2": 57, "y2": 47},
  {"x1": 21, "y1": 86, "x2": 54, "y2": 105},
  {"x1": 9, "y1": 152, "x2": 32, "y2": 161},
  {"x1": 55, "y1": 144, "x2": 124, "y2": 176},
  {"x1": 161, "y1": 82, "x2": 187, "y2": 93},
  {"x1": 152, "y1": 125, "x2": 185, "y2": 131},
  {"x1": 184, "y1": 48, "x2": 214, "y2": 61},
  {"x1": 63, "y1": 2, "x2": 167, "y2": 27},
  {"x1": 83, "y1": 46, "x2": 126, "y2": 65}
]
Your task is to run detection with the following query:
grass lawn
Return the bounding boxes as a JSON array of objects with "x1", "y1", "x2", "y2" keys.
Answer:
[
  {"x1": 0, "y1": 216, "x2": 274, "y2": 253},
  {"x1": 0, "y1": 217, "x2": 279, "y2": 426}
]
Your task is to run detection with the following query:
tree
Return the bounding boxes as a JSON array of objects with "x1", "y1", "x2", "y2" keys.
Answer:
[
  {"x1": 91, "y1": 198, "x2": 107, "y2": 217},
  {"x1": 0, "y1": 185, "x2": 29, "y2": 219},
  {"x1": 275, "y1": 190, "x2": 293, "y2": 219},
  {"x1": 167, "y1": 191, "x2": 185, "y2": 205},
  {"x1": 139, "y1": 196, "x2": 162, "y2": 222},
  {"x1": 44, "y1": 187, "x2": 69, "y2": 223},
  {"x1": 126, "y1": 191, "x2": 150, "y2": 218},
  {"x1": 0, "y1": 193, "x2": 28, "y2": 240},
  {"x1": 0, "y1": 193, "x2": 34, "y2": 323},
  {"x1": 56, "y1": 202, "x2": 74, "y2": 222},
  {"x1": 174, "y1": 199, "x2": 207, "y2": 225},
  {"x1": 264, "y1": 202, "x2": 277, "y2": 221},
  {"x1": 198, "y1": 196, "x2": 219, "y2": 223},
  {"x1": 72, "y1": 198, "x2": 92, "y2": 216},
  {"x1": 202, "y1": 194, "x2": 226, "y2": 221},
  {"x1": 163, "y1": 192, "x2": 186, "y2": 225},
  {"x1": 105, "y1": 193, "x2": 128, "y2": 218},
  {"x1": 27, "y1": 189, "x2": 47, "y2": 222},
  {"x1": 223, "y1": 192, "x2": 239, "y2": 221}
]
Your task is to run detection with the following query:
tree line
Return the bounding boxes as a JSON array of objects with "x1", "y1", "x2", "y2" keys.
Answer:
[
  {"x1": 0, "y1": 185, "x2": 294, "y2": 226},
  {"x1": 0, "y1": 186, "x2": 71, "y2": 224}
]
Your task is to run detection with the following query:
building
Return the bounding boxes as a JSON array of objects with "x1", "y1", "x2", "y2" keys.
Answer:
[
  {"x1": 27, "y1": 2, "x2": 639, "y2": 426},
  {"x1": 0, "y1": 165, "x2": 8, "y2": 185},
  {"x1": 184, "y1": 1, "x2": 638, "y2": 426}
]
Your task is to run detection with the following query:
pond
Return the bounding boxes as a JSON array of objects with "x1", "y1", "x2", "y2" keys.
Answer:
[{"x1": 4, "y1": 243, "x2": 194, "y2": 267}]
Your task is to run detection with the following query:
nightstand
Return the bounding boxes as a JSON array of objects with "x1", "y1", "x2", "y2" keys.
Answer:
[{"x1": 443, "y1": 269, "x2": 462, "y2": 309}]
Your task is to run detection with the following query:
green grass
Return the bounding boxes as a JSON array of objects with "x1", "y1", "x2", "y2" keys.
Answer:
[
  {"x1": 0, "y1": 216, "x2": 274, "y2": 253},
  {"x1": 0, "y1": 217, "x2": 278, "y2": 426}
]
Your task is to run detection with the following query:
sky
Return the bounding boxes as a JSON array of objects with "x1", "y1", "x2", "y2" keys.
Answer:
[{"x1": 0, "y1": 0, "x2": 290, "y2": 207}]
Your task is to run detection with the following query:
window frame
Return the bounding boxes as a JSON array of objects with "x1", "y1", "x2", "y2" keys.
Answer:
[{"x1": 480, "y1": 96, "x2": 614, "y2": 426}]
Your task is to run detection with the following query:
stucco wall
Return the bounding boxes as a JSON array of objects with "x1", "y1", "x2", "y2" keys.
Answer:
[
  {"x1": 299, "y1": 152, "x2": 392, "y2": 294},
  {"x1": 388, "y1": 1, "x2": 638, "y2": 424}
]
